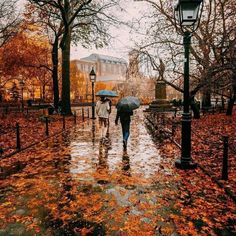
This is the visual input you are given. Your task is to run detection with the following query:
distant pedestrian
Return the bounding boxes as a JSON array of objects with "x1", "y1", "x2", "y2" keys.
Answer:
[
  {"x1": 96, "y1": 96, "x2": 111, "y2": 140},
  {"x1": 115, "y1": 109, "x2": 133, "y2": 152},
  {"x1": 58, "y1": 100, "x2": 62, "y2": 114}
]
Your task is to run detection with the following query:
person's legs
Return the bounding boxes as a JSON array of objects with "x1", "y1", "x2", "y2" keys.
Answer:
[
  {"x1": 100, "y1": 118, "x2": 108, "y2": 139},
  {"x1": 121, "y1": 121, "x2": 130, "y2": 151},
  {"x1": 99, "y1": 118, "x2": 104, "y2": 139},
  {"x1": 103, "y1": 119, "x2": 108, "y2": 138},
  {"x1": 106, "y1": 118, "x2": 110, "y2": 136},
  {"x1": 122, "y1": 121, "x2": 130, "y2": 141}
]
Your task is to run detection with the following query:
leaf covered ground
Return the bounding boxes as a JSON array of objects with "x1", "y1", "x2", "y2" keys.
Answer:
[
  {"x1": 171, "y1": 110, "x2": 236, "y2": 199},
  {"x1": 0, "y1": 110, "x2": 79, "y2": 157},
  {"x1": 0, "y1": 108, "x2": 235, "y2": 235}
]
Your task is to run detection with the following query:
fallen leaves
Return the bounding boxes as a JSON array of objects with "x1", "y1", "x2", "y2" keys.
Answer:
[
  {"x1": 1, "y1": 109, "x2": 235, "y2": 235},
  {"x1": 146, "y1": 110, "x2": 236, "y2": 235},
  {"x1": 0, "y1": 112, "x2": 76, "y2": 157}
]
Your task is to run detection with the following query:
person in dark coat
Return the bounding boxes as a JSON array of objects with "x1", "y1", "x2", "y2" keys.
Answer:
[{"x1": 115, "y1": 109, "x2": 133, "y2": 152}]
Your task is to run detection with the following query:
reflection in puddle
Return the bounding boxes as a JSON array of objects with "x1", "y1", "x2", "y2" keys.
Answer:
[{"x1": 70, "y1": 112, "x2": 162, "y2": 179}]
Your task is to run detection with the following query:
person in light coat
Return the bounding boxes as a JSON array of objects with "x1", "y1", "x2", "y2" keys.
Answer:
[{"x1": 96, "y1": 96, "x2": 111, "y2": 139}]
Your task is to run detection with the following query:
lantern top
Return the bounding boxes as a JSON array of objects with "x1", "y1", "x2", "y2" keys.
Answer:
[
  {"x1": 174, "y1": 0, "x2": 203, "y2": 32},
  {"x1": 89, "y1": 67, "x2": 96, "y2": 82}
]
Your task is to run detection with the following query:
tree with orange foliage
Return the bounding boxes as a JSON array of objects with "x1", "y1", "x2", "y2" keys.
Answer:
[
  {"x1": 28, "y1": 0, "x2": 123, "y2": 115},
  {"x1": 70, "y1": 62, "x2": 88, "y2": 102},
  {"x1": 24, "y1": 3, "x2": 64, "y2": 109},
  {"x1": 0, "y1": 29, "x2": 52, "y2": 101}
]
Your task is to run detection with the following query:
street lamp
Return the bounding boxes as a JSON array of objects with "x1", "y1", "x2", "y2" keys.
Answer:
[
  {"x1": 174, "y1": 0, "x2": 204, "y2": 169},
  {"x1": 89, "y1": 67, "x2": 96, "y2": 119},
  {"x1": 19, "y1": 79, "x2": 25, "y2": 111}
]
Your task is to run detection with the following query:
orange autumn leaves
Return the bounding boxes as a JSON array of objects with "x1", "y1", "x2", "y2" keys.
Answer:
[
  {"x1": 0, "y1": 112, "x2": 75, "y2": 157},
  {"x1": 154, "y1": 110, "x2": 236, "y2": 235},
  {"x1": 0, "y1": 109, "x2": 235, "y2": 235},
  {"x1": 0, "y1": 131, "x2": 177, "y2": 235}
]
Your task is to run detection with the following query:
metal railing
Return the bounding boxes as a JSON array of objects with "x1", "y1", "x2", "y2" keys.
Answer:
[
  {"x1": 145, "y1": 111, "x2": 236, "y2": 181},
  {"x1": 0, "y1": 108, "x2": 90, "y2": 159}
]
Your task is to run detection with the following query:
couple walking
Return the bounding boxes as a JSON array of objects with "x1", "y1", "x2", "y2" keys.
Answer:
[{"x1": 96, "y1": 96, "x2": 133, "y2": 152}]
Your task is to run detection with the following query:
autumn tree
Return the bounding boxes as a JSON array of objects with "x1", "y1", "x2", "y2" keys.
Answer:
[
  {"x1": 25, "y1": 0, "x2": 118, "y2": 109},
  {"x1": 70, "y1": 62, "x2": 88, "y2": 101},
  {"x1": 0, "y1": 0, "x2": 22, "y2": 101},
  {"x1": 24, "y1": 3, "x2": 64, "y2": 109},
  {"x1": 0, "y1": 29, "x2": 52, "y2": 100},
  {"x1": 28, "y1": 0, "x2": 122, "y2": 115}
]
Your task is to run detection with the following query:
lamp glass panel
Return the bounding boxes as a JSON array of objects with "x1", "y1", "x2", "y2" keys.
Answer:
[
  {"x1": 89, "y1": 68, "x2": 96, "y2": 82},
  {"x1": 180, "y1": 3, "x2": 200, "y2": 26},
  {"x1": 90, "y1": 75, "x2": 96, "y2": 82}
]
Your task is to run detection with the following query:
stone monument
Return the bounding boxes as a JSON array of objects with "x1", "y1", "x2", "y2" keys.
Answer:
[{"x1": 145, "y1": 80, "x2": 173, "y2": 112}]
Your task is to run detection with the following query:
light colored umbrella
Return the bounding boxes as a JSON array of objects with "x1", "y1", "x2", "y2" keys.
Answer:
[
  {"x1": 96, "y1": 90, "x2": 118, "y2": 97},
  {"x1": 116, "y1": 96, "x2": 140, "y2": 112}
]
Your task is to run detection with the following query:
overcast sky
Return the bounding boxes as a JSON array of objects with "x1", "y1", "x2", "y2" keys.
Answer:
[
  {"x1": 17, "y1": 0, "x2": 149, "y2": 61},
  {"x1": 71, "y1": 1, "x2": 149, "y2": 60}
]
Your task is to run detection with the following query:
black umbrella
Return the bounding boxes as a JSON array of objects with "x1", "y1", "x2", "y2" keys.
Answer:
[{"x1": 116, "y1": 96, "x2": 140, "y2": 112}]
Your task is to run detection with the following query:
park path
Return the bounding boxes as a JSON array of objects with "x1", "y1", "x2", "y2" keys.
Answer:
[{"x1": 0, "y1": 108, "x2": 179, "y2": 235}]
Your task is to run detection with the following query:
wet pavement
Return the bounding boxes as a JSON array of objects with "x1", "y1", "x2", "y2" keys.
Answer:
[{"x1": 0, "y1": 108, "x2": 179, "y2": 235}]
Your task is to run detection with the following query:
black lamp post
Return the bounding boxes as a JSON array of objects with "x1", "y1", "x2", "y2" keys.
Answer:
[
  {"x1": 89, "y1": 67, "x2": 96, "y2": 119},
  {"x1": 19, "y1": 79, "x2": 25, "y2": 111},
  {"x1": 174, "y1": 0, "x2": 204, "y2": 169}
]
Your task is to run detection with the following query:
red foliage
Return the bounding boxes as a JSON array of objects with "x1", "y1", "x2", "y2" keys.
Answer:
[
  {"x1": 146, "y1": 110, "x2": 236, "y2": 235},
  {"x1": 0, "y1": 111, "x2": 76, "y2": 157},
  {"x1": 173, "y1": 110, "x2": 236, "y2": 197}
]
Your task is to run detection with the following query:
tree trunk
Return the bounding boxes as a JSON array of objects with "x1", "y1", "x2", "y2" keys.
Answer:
[
  {"x1": 40, "y1": 86, "x2": 42, "y2": 101},
  {"x1": 42, "y1": 84, "x2": 45, "y2": 101},
  {"x1": 221, "y1": 95, "x2": 225, "y2": 110},
  {"x1": 61, "y1": 29, "x2": 72, "y2": 115},
  {"x1": 226, "y1": 98, "x2": 234, "y2": 115},
  {"x1": 52, "y1": 36, "x2": 59, "y2": 110},
  {"x1": 202, "y1": 89, "x2": 211, "y2": 107},
  {"x1": 226, "y1": 73, "x2": 236, "y2": 116}
]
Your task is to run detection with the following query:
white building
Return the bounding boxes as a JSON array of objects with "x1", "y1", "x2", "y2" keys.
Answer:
[{"x1": 74, "y1": 53, "x2": 128, "y2": 82}]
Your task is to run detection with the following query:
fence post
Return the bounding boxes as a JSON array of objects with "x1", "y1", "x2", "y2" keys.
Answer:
[
  {"x1": 63, "y1": 115, "x2": 66, "y2": 129},
  {"x1": 16, "y1": 123, "x2": 21, "y2": 150},
  {"x1": 0, "y1": 147, "x2": 3, "y2": 157},
  {"x1": 82, "y1": 108, "x2": 84, "y2": 122},
  {"x1": 45, "y1": 116, "x2": 49, "y2": 136},
  {"x1": 74, "y1": 111, "x2": 77, "y2": 124},
  {"x1": 87, "y1": 107, "x2": 90, "y2": 118},
  {"x1": 222, "y1": 136, "x2": 229, "y2": 180},
  {"x1": 174, "y1": 108, "x2": 177, "y2": 118}
]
